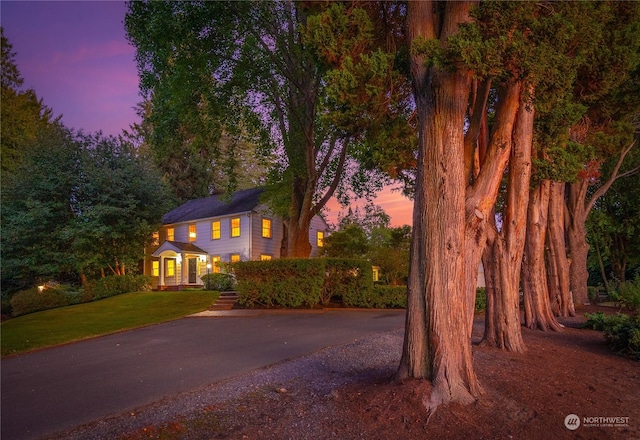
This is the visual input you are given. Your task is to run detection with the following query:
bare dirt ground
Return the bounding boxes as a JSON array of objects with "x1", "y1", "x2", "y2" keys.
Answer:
[{"x1": 60, "y1": 305, "x2": 639, "y2": 440}]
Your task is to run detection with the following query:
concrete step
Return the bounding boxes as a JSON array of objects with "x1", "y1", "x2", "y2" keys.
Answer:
[{"x1": 209, "y1": 291, "x2": 239, "y2": 310}]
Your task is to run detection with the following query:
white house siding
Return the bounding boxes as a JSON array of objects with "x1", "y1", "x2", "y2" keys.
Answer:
[
  {"x1": 249, "y1": 213, "x2": 284, "y2": 260},
  {"x1": 309, "y1": 215, "x2": 329, "y2": 257}
]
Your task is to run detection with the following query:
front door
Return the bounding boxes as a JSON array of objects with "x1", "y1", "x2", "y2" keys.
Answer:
[{"x1": 188, "y1": 258, "x2": 197, "y2": 284}]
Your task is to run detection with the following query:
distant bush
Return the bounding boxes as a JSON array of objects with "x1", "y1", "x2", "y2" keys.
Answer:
[
  {"x1": 201, "y1": 273, "x2": 236, "y2": 291},
  {"x1": 584, "y1": 312, "x2": 640, "y2": 360},
  {"x1": 322, "y1": 259, "x2": 373, "y2": 307},
  {"x1": 86, "y1": 275, "x2": 152, "y2": 301},
  {"x1": 371, "y1": 285, "x2": 407, "y2": 308},
  {"x1": 610, "y1": 275, "x2": 640, "y2": 313},
  {"x1": 10, "y1": 284, "x2": 81, "y2": 317},
  {"x1": 475, "y1": 287, "x2": 487, "y2": 313},
  {"x1": 235, "y1": 259, "x2": 324, "y2": 308},
  {"x1": 588, "y1": 286, "x2": 599, "y2": 303}
]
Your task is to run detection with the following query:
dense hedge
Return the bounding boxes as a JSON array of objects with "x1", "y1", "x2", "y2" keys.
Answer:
[
  {"x1": 86, "y1": 274, "x2": 152, "y2": 301},
  {"x1": 10, "y1": 275, "x2": 152, "y2": 317},
  {"x1": 321, "y1": 259, "x2": 374, "y2": 306},
  {"x1": 201, "y1": 273, "x2": 236, "y2": 291},
  {"x1": 10, "y1": 284, "x2": 82, "y2": 317},
  {"x1": 234, "y1": 258, "x2": 405, "y2": 309},
  {"x1": 234, "y1": 259, "x2": 325, "y2": 308},
  {"x1": 371, "y1": 285, "x2": 407, "y2": 308}
]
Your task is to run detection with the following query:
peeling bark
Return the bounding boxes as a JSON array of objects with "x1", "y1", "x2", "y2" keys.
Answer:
[
  {"x1": 522, "y1": 181, "x2": 563, "y2": 332},
  {"x1": 398, "y1": 0, "x2": 481, "y2": 413},
  {"x1": 546, "y1": 181, "x2": 574, "y2": 317}
]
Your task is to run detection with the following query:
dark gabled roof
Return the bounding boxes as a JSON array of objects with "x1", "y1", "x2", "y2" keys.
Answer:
[
  {"x1": 152, "y1": 241, "x2": 207, "y2": 257},
  {"x1": 162, "y1": 188, "x2": 266, "y2": 225}
]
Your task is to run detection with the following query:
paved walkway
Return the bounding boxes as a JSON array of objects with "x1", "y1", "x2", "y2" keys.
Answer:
[{"x1": 1, "y1": 309, "x2": 405, "y2": 440}]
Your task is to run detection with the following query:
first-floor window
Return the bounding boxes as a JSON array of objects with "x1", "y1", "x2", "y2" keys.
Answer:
[
  {"x1": 230, "y1": 254, "x2": 241, "y2": 263},
  {"x1": 152, "y1": 260, "x2": 159, "y2": 277},
  {"x1": 166, "y1": 259, "x2": 176, "y2": 277},
  {"x1": 211, "y1": 256, "x2": 221, "y2": 273},
  {"x1": 260, "y1": 254, "x2": 272, "y2": 261},
  {"x1": 317, "y1": 231, "x2": 324, "y2": 247}
]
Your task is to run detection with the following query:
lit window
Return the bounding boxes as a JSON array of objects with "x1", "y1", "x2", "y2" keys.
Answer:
[
  {"x1": 151, "y1": 231, "x2": 159, "y2": 246},
  {"x1": 230, "y1": 254, "x2": 241, "y2": 263},
  {"x1": 231, "y1": 217, "x2": 241, "y2": 237},
  {"x1": 260, "y1": 254, "x2": 272, "y2": 261},
  {"x1": 211, "y1": 220, "x2": 221, "y2": 240},
  {"x1": 211, "y1": 256, "x2": 221, "y2": 273},
  {"x1": 166, "y1": 259, "x2": 176, "y2": 277},
  {"x1": 189, "y1": 224, "x2": 197, "y2": 242},
  {"x1": 317, "y1": 231, "x2": 324, "y2": 247},
  {"x1": 167, "y1": 227, "x2": 174, "y2": 241},
  {"x1": 262, "y1": 218, "x2": 272, "y2": 238},
  {"x1": 372, "y1": 266, "x2": 379, "y2": 282},
  {"x1": 152, "y1": 260, "x2": 159, "y2": 276}
]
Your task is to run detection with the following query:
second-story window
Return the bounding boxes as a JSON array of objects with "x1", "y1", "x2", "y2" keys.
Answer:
[
  {"x1": 167, "y1": 227, "x2": 175, "y2": 241},
  {"x1": 151, "y1": 231, "x2": 159, "y2": 246},
  {"x1": 211, "y1": 220, "x2": 221, "y2": 240},
  {"x1": 231, "y1": 217, "x2": 241, "y2": 237},
  {"x1": 262, "y1": 218, "x2": 272, "y2": 238},
  {"x1": 189, "y1": 224, "x2": 197, "y2": 242}
]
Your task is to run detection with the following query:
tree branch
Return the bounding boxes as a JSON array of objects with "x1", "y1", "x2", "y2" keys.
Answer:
[{"x1": 586, "y1": 140, "x2": 637, "y2": 217}]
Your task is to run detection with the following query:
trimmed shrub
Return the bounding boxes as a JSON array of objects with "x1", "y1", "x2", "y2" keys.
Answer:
[
  {"x1": 371, "y1": 285, "x2": 407, "y2": 308},
  {"x1": 322, "y1": 259, "x2": 374, "y2": 307},
  {"x1": 584, "y1": 312, "x2": 640, "y2": 360},
  {"x1": 235, "y1": 259, "x2": 325, "y2": 308},
  {"x1": 10, "y1": 284, "x2": 81, "y2": 317},
  {"x1": 201, "y1": 273, "x2": 235, "y2": 291},
  {"x1": 87, "y1": 274, "x2": 152, "y2": 301},
  {"x1": 475, "y1": 287, "x2": 487, "y2": 312}
]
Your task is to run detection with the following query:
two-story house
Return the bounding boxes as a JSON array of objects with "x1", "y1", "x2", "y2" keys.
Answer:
[{"x1": 144, "y1": 187, "x2": 329, "y2": 290}]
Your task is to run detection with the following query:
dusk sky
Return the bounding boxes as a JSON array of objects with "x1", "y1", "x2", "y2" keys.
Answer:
[{"x1": 1, "y1": 0, "x2": 412, "y2": 226}]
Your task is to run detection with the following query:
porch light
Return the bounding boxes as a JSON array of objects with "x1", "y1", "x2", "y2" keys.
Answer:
[
  {"x1": 199, "y1": 255, "x2": 206, "y2": 262},
  {"x1": 37, "y1": 285, "x2": 44, "y2": 293}
]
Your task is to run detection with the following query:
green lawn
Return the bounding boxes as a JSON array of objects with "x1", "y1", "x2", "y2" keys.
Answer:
[{"x1": 1, "y1": 290, "x2": 219, "y2": 356}]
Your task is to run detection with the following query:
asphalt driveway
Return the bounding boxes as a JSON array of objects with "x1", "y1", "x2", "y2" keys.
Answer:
[{"x1": 1, "y1": 310, "x2": 405, "y2": 440}]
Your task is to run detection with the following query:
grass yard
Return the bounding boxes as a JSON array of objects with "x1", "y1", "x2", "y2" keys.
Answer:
[{"x1": 1, "y1": 290, "x2": 219, "y2": 356}]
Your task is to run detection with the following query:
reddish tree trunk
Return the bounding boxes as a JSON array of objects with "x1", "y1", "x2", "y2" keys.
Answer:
[
  {"x1": 546, "y1": 181, "x2": 575, "y2": 317},
  {"x1": 464, "y1": 81, "x2": 521, "y2": 336},
  {"x1": 566, "y1": 180, "x2": 591, "y2": 305},
  {"x1": 480, "y1": 96, "x2": 533, "y2": 352},
  {"x1": 522, "y1": 181, "x2": 563, "y2": 331},
  {"x1": 398, "y1": 0, "x2": 481, "y2": 413}
]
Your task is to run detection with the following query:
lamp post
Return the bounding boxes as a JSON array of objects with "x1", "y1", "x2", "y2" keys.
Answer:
[{"x1": 206, "y1": 263, "x2": 212, "y2": 290}]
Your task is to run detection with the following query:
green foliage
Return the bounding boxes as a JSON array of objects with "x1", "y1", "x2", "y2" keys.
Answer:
[
  {"x1": 321, "y1": 259, "x2": 373, "y2": 307},
  {"x1": 610, "y1": 275, "x2": 640, "y2": 313},
  {"x1": 322, "y1": 223, "x2": 369, "y2": 259},
  {"x1": 200, "y1": 273, "x2": 235, "y2": 292},
  {"x1": 10, "y1": 284, "x2": 81, "y2": 317},
  {"x1": 1, "y1": 128, "x2": 169, "y2": 294},
  {"x1": 475, "y1": 287, "x2": 487, "y2": 313},
  {"x1": 86, "y1": 275, "x2": 152, "y2": 302},
  {"x1": 584, "y1": 312, "x2": 640, "y2": 360},
  {"x1": 235, "y1": 259, "x2": 325, "y2": 308},
  {"x1": 1, "y1": 28, "x2": 58, "y2": 176},
  {"x1": 370, "y1": 285, "x2": 407, "y2": 309}
]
